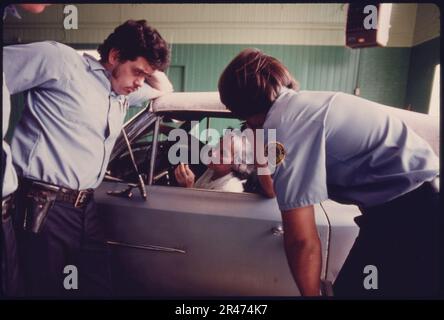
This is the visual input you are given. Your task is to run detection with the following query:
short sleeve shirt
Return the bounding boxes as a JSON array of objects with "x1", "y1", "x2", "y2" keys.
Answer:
[{"x1": 263, "y1": 89, "x2": 439, "y2": 210}]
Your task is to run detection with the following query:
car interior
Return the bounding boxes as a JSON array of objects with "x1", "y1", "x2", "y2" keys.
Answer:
[{"x1": 106, "y1": 109, "x2": 268, "y2": 196}]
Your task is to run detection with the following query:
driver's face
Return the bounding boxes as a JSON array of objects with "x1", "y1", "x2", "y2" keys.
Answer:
[
  {"x1": 208, "y1": 155, "x2": 232, "y2": 172},
  {"x1": 207, "y1": 141, "x2": 233, "y2": 172},
  {"x1": 209, "y1": 147, "x2": 231, "y2": 163}
]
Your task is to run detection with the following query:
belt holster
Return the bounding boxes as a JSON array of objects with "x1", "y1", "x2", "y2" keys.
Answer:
[
  {"x1": 24, "y1": 189, "x2": 57, "y2": 234},
  {"x1": 2, "y1": 194, "x2": 15, "y2": 222}
]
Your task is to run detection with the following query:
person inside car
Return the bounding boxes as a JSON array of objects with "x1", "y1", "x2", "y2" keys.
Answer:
[{"x1": 174, "y1": 132, "x2": 275, "y2": 197}]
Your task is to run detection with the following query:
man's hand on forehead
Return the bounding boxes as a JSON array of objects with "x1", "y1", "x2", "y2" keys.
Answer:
[{"x1": 145, "y1": 70, "x2": 174, "y2": 94}]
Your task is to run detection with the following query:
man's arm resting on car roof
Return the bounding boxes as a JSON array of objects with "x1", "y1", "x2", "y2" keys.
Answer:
[{"x1": 127, "y1": 70, "x2": 174, "y2": 106}]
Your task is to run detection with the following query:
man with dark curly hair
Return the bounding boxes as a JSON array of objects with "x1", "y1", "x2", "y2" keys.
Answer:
[{"x1": 3, "y1": 19, "x2": 172, "y2": 297}]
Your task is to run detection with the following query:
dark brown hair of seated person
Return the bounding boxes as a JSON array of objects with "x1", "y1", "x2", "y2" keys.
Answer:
[
  {"x1": 218, "y1": 48, "x2": 299, "y2": 119},
  {"x1": 98, "y1": 19, "x2": 170, "y2": 71}
]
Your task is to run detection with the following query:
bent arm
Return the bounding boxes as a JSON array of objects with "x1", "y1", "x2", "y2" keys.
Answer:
[
  {"x1": 128, "y1": 70, "x2": 174, "y2": 106},
  {"x1": 281, "y1": 205, "x2": 322, "y2": 296},
  {"x1": 3, "y1": 41, "x2": 65, "y2": 95},
  {"x1": 145, "y1": 70, "x2": 173, "y2": 99}
]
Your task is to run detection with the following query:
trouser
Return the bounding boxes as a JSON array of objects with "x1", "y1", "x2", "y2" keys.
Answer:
[
  {"x1": 1, "y1": 193, "x2": 22, "y2": 297},
  {"x1": 333, "y1": 182, "x2": 440, "y2": 298},
  {"x1": 14, "y1": 182, "x2": 112, "y2": 298}
]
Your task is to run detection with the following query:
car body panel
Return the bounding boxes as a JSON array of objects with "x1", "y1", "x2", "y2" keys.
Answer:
[{"x1": 96, "y1": 182, "x2": 331, "y2": 296}]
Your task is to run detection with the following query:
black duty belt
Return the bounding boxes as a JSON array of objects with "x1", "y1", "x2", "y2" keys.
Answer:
[
  {"x1": 2, "y1": 193, "x2": 15, "y2": 220},
  {"x1": 21, "y1": 179, "x2": 94, "y2": 209}
]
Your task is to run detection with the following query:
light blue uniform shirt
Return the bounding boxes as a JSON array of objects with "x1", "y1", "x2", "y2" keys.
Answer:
[
  {"x1": 2, "y1": 75, "x2": 18, "y2": 197},
  {"x1": 3, "y1": 41, "x2": 156, "y2": 190},
  {"x1": 2, "y1": 5, "x2": 21, "y2": 197},
  {"x1": 264, "y1": 89, "x2": 439, "y2": 210}
]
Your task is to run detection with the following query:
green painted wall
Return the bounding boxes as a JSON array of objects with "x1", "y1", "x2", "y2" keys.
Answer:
[
  {"x1": 405, "y1": 37, "x2": 440, "y2": 114},
  {"x1": 168, "y1": 44, "x2": 410, "y2": 108},
  {"x1": 169, "y1": 43, "x2": 411, "y2": 109},
  {"x1": 358, "y1": 47, "x2": 411, "y2": 108}
]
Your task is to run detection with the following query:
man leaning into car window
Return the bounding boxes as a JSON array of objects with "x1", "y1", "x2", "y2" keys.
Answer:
[
  {"x1": 3, "y1": 19, "x2": 173, "y2": 297},
  {"x1": 218, "y1": 48, "x2": 439, "y2": 298}
]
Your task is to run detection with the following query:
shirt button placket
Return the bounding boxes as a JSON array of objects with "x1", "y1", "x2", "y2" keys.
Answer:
[{"x1": 96, "y1": 94, "x2": 113, "y2": 183}]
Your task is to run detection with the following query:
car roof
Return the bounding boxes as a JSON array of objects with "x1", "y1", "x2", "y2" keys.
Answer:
[{"x1": 152, "y1": 92, "x2": 231, "y2": 114}]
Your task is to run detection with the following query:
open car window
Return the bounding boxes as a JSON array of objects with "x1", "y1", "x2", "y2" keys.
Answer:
[
  {"x1": 151, "y1": 114, "x2": 209, "y2": 187},
  {"x1": 105, "y1": 106, "x2": 268, "y2": 196},
  {"x1": 153, "y1": 114, "x2": 265, "y2": 196}
]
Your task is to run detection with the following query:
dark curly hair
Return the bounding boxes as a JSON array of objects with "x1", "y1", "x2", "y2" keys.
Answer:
[
  {"x1": 218, "y1": 48, "x2": 299, "y2": 119},
  {"x1": 98, "y1": 20, "x2": 170, "y2": 71}
]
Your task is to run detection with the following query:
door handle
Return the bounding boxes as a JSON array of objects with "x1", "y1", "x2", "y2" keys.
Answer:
[
  {"x1": 107, "y1": 240, "x2": 186, "y2": 254},
  {"x1": 271, "y1": 225, "x2": 284, "y2": 236}
]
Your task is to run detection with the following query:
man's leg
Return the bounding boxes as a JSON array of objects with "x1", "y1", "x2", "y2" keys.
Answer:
[
  {"x1": 333, "y1": 214, "x2": 388, "y2": 298},
  {"x1": 74, "y1": 199, "x2": 112, "y2": 297},
  {"x1": 19, "y1": 200, "x2": 83, "y2": 297},
  {"x1": 1, "y1": 207, "x2": 22, "y2": 296},
  {"x1": 1, "y1": 195, "x2": 23, "y2": 297},
  {"x1": 334, "y1": 183, "x2": 440, "y2": 298},
  {"x1": 399, "y1": 184, "x2": 439, "y2": 296}
]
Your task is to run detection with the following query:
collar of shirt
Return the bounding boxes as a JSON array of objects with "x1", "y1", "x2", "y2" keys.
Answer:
[
  {"x1": 264, "y1": 87, "x2": 296, "y2": 125},
  {"x1": 83, "y1": 53, "x2": 106, "y2": 72},
  {"x1": 83, "y1": 53, "x2": 127, "y2": 101}
]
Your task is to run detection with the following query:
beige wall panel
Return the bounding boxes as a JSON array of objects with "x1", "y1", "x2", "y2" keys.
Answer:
[
  {"x1": 3, "y1": 3, "x2": 423, "y2": 47},
  {"x1": 387, "y1": 3, "x2": 417, "y2": 47},
  {"x1": 413, "y1": 3, "x2": 440, "y2": 45}
]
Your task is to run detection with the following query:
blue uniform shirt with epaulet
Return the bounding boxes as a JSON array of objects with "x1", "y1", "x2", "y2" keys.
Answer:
[
  {"x1": 264, "y1": 88, "x2": 439, "y2": 210},
  {"x1": 3, "y1": 41, "x2": 156, "y2": 190}
]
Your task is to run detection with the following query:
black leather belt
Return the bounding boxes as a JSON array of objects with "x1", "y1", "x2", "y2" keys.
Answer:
[
  {"x1": 2, "y1": 193, "x2": 15, "y2": 220},
  {"x1": 21, "y1": 179, "x2": 94, "y2": 209}
]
